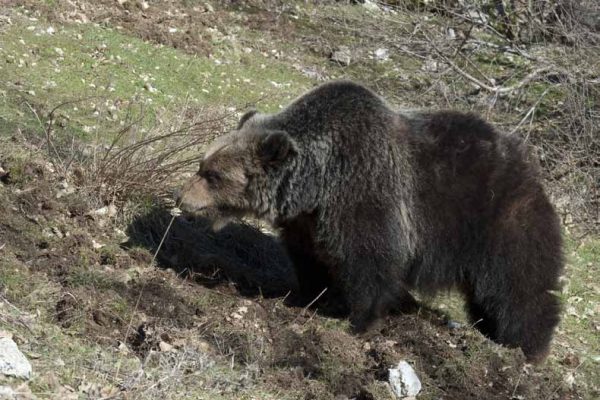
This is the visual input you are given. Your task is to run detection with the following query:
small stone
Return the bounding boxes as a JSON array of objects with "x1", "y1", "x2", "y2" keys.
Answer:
[
  {"x1": 421, "y1": 58, "x2": 438, "y2": 72},
  {"x1": 204, "y1": 2, "x2": 214, "y2": 12},
  {"x1": 374, "y1": 48, "x2": 389, "y2": 61},
  {"x1": 159, "y1": 341, "x2": 173, "y2": 352},
  {"x1": 89, "y1": 204, "x2": 117, "y2": 218},
  {"x1": 447, "y1": 320, "x2": 463, "y2": 330},
  {"x1": 330, "y1": 46, "x2": 352, "y2": 66},
  {"x1": 0, "y1": 386, "x2": 16, "y2": 399},
  {"x1": 362, "y1": 0, "x2": 380, "y2": 12},
  {"x1": 0, "y1": 338, "x2": 32, "y2": 380},
  {"x1": 143, "y1": 82, "x2": 157, "y2": 93},
  {"x1": 389, "y1": 361, "x2": 421, "y2": 398},
  {"x1": 564, "y1": 372, "x2": 575, "y2": 389}
]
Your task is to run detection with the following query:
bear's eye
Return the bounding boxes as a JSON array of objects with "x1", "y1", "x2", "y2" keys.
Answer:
[{"x1": 202, "y1": 170, "x2": 222, "y2": 185}]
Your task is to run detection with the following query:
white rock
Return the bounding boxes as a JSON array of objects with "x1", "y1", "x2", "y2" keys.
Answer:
[
  {"x1": 362, "y1": 0, "x2": 380, "y2": 12},
  {"x1": 0, "y1": 386, "x2": 16, "y2": 399},
  {"x1": 0, "y1": 338, "x2": 32, "y2": 380},
  {"x1": 159, "y1": 341, "x2": 174, "y2": 352},
  {"x1": 447, "y1": 320, "x2": 463, "y2": 329},
  {"x1": 90, "y1": 204, "x2": 117, "y2": 218},
  {"x1": 389, "y1": 361, "x2": 421, "y2": 398},
  {"x1": 421, "y1": 58, "x2": 438, "y2": 72},
  {"x1": 374, "y1": 48, "x2": 389, "y2": 61}
]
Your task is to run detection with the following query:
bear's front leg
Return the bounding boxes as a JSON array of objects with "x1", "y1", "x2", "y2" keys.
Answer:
[{"x1": 341, "y1": 255, "x2": 401, "y2": 333}]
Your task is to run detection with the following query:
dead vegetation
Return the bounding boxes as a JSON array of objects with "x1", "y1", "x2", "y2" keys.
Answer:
[{"x1": 326, "y1": 0, "x2": 600, "y2": 232}]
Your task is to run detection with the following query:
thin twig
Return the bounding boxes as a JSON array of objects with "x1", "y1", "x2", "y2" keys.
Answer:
[
  {"x1": 114, "y1": 212, "x2": 178, "y2": 381},
  {"x1": 301, "y1": 287, "x2": 328, "y2": 317},
  {"x1": 510, "y1": 87, "x2": 551, "y2": 137}
]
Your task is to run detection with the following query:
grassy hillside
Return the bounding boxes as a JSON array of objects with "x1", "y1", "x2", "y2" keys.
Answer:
[{"x1": 0, "y1": 1, "x2": 598, "y2": 399}]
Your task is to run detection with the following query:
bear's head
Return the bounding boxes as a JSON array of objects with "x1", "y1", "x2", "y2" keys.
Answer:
[{"x1": 177, "y1": 113, "x2": 297, "y2": 229}]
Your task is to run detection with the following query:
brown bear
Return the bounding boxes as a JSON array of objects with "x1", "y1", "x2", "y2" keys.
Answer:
[{"x1": 177, "y1": 80, "x2": 564, "y2": 363}]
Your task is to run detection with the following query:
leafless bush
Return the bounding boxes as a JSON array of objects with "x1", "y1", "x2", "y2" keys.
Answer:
[
  {"x1": 533, "y1": 78, "x2": 600, "y2": 232},
  {"x1": 35, "y1": 100, "x2": 234, "y2": 206},
  {"x1": 85, "y1": 107, "x2": 232, "y2": 203}
]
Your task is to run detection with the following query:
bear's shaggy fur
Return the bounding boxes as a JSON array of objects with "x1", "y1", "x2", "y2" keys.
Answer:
[{"x1": 177, "y1": 81, "x2": 564, "y2": 363}]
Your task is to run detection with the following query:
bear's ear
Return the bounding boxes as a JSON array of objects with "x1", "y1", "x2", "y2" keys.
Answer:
[
  {"x1": 237, "y1": 109, "x2": 258, "y2": 130},
  {"x1": 257, "y1": 131, "x2": 296, "y2": 165}
]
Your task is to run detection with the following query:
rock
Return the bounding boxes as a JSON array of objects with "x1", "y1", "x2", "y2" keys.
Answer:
[
  {"x1": 89, "y1": 204, "x2": 117, "y2": 218},
  {"x1": 447, "y1": 320, "x2": 463, "y2": 329},
  {"x1": 374, "y1": 48, "x2": 389, "y2": 61},
  {"x1": 0, "y1": 338, "x2": 32, "y2": 380},
  {"x1": 143, "y1": 82, "x2": 158, "y2": 93},
  {"x1": 0, "y1": 386, "x2": 16, "y2": 398},
  {"x1": 362, "y1": 0, "x2": 380, "y2": 12},
  {"x1": 159, "y1": 341, "x2": 174, "y2": 352},
  {"x1": 0, "y1": 386, "x2": 17, "y2": 400},
  {"x1": 421, "y1": 58, "x2": 438, "y2": 72},
  {"x1": 204, "y1": 2, "x2": 214, "y2": 13},
  {"x1": 389, "y1": 361, "x2": 421, "y2": 399},
  {"x1": 330, "y1": 46, "x2": 352, "y2": 66}
]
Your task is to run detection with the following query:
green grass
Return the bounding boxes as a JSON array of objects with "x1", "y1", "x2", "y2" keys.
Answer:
[{"x1": 0, "y1": 12, "x2": 313, "y2": 143}]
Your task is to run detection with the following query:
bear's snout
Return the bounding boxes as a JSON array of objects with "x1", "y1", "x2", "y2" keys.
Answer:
[{"x1": 177, "y1": 175, "x2": 215, "y2": 214}]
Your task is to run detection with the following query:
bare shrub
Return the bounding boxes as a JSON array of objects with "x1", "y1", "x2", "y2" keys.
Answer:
[
  {"x1": 33, "y1": 99, "x2": 234, "y2": 206},
  {"x1": 85, "y1": 107, "x2": 232, "y2": 203}
]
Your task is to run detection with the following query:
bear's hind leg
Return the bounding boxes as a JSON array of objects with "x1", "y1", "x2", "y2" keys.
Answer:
[
  {"x1": 467, "y1": 288, "x2": 560, "y2": 363},
  {"x1": 389, "y1": 288, "x2": 420, "y2": 315},
  {"x1": 465, "y1": 293, "x2": 498, "y2": 340}
]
